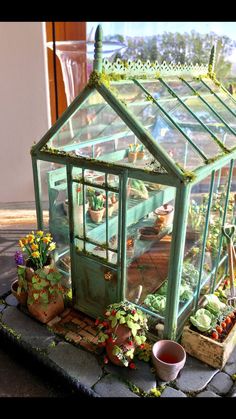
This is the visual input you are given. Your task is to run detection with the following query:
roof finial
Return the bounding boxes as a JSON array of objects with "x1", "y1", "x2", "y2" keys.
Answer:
[
  {"x1": 208, "y1": 44, "x2": 216, "y2": 74},
  {"x1": 93, "y1": 24, "x2": 103, "y2": 73}
]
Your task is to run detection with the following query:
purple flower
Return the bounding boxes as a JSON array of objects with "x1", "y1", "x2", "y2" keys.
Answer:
[{"x1": 14, "y1": 251, "x2": 24, "y2": 266}]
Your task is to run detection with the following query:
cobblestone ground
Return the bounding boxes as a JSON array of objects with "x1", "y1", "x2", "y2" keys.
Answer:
[{"x1": 1, "y1": 212, "x2": 236, "y2": 398}]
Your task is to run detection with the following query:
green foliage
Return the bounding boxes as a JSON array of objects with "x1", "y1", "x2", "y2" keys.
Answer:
[
  {"x1": 27, "y1": 268, "x2": 66, "y2": 306},
  {"x1": 89, "y1": 194, "x2": 104, "y2": 211},
  {"x1": 16, "y1": 265, "x2": 28, "y2": 294},
  {"x1": 96, "y1": 301, "x2": 148, "y2": 367}
]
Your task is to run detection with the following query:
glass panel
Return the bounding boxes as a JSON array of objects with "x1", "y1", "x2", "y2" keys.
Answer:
[
  {"x1": 201, "y1": 78, "x2": 236, "y2": 114},
  {"x1": 139, "y1": 80, "x2": 222, "y2": 162},
  {"x1": 178, "y1": 177, "x2": 212, "y2": 318},
  {"x1": 203, "y1": 167, "x2": 231, "y2": 291},
  {"x1": 228, "y1": 161, "x2": 236, "y2": 225},
  {"x1": 125, "y1": 177, "x2": 176, "y2": 322},
  {"x1": 47, "y1": 90, "x2": 159, "y2": 171},
  {"x1": 168, "y1": 79, "x2": 234, "y2": 147},
  {"x1": 187, "y1": 80, "x2": 236, "y2": 149},
  {"x1": 72, "y1": 168, "x2": 120, "y2": 265},
  {"x1": 113, "y1": 80, "x2": 205, "y2": 170},
  {"x1": 37, "y1": 160, "x2": 71, "y2": 289}
]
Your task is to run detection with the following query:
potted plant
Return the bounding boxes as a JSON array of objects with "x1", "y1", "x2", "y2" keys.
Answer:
[
  {"x1": 186, "y1": 198, "x2": 207, "y2": 241},
  {"x1": 17, "y1": 230, "x2": 66, "y2": 323},
  {"x1": 127, "y1": 144, "x2": 138, "y2": 163},
  {"x1": 96, "y1": 301, "x2": 148, "y2": 367},
  {"x1": 88, "y1": 192, "x2": 105, "y2": 223},
  {"x1": 137, "y1": 144, "x2": 145, "y2": 160}
]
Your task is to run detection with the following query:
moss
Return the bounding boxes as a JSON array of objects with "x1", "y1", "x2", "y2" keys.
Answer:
[{"x1": 0, "y1": 321, "x2": 21, "y2": 340}]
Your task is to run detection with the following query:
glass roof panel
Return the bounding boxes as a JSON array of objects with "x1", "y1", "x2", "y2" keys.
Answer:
[
  {"x1": 142, "y1": 81, "x2": 222, "y2": 159},
  {"x1": 200, "y1": 78, "x2": 236, "y2": 114},
  {"x1": 46, "y1": 90, "x2": 161, "y2": 171},
  {"x1": 111, "y1": 80, "x2": 204, "y2": 170},
  {"x1": 186, "y1": 80, "x2": 236, "y2": 149},
  {"x1": 167, "y1": 79, "x2": 235, "y2": 148}
]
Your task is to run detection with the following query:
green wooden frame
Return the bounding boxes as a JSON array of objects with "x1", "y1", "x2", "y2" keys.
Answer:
[{"x1": 31, "y1": 25, "x2": 236, "y2": 340}]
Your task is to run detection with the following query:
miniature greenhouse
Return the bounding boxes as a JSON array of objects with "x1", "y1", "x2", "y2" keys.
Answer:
[{"x1": 31, "y1": 25, "x2": 236, "y2": 340}]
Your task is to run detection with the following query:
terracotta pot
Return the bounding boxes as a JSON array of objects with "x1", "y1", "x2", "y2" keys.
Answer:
[
  {"x1": 27, "y1": 287, "x2": 64, "y2": 324},
  {"x1": 106, "y1": 324, "x2": 135, "y2": 366},
  {"x1": 128, "y1": 152, "x2": 137, "y2": 163},
  {"x1": 11, "y1": 279, "x2": 27, "y2": 305},
  {"x1": 24, "y1": 257, "x2": 55, "y2": 283},
  {"x1": 89, "y1": 208, "x2": 104, "y2": 223},
  {"x1": 137, "y1": 151, "x2": 145, "y2": 160},
  {"x1": 155, "y1": 205, "x2": 174, "y2": 228},
  {"x1": 152, "y1": 340, "x2": 186, "y2": 382}
]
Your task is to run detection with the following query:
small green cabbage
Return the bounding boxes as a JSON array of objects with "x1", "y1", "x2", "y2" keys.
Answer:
[
  {"x1": 190, "y1": 308, "x2": 216, "y2": 332},
  {"x1": 205, "y1": 294, "x2": 226, "y2": 315}
]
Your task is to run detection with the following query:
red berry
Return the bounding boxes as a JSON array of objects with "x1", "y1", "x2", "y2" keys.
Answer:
[
  {"x1": 139, "y1": 344, "x2": 145, "y2": 349},
  {"x1": 221, "y1": 322, "x2": 227, "y2": 329},
  {"x1": 111, "y1": 310, "x2": 116, "y2": 316},
  {"x1": 129, "y1": 362, "x2": 136, "y2": 369},
  {"x1": 95, "y1": 319, "x2": 99, "y2": 326}
]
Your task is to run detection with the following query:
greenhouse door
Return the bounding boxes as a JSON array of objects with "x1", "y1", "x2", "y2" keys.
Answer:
[{"x1": 70, "y1": 168, "x2": 124, "y2": 319}]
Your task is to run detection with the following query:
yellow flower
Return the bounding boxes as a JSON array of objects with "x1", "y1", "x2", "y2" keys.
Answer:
[
  {"x1": 27, "y1": 234, "x2": 35, "y2": 244},
  {"x1": 48, "y1": 242, "x2": 56, "y2": 251},
  {"x1": 31, "y1": 243, "x2": 39, "y2": 251},
  {"x1": 36, "y1": 230, "x2": 44, "y2": 237},
  {"x1": 31, "y1": 251, "x2": 40, "y2": 258},
  {"x1": 19, "y1": 240, "x2": 24, "y2": 248},
  {"x1": 42, "y1": 237, "x2": 51, "y2": 244},
  {"x1": 21, "y1": 238, "x2": 28, "y2": 245}
]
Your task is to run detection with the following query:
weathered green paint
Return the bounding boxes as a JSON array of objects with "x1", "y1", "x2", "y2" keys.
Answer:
[
  {"x1": 164, "y1": 184, "x2": 191, "y2": 340},
  {"x1": 66, "y1": 164, "x2": 77, "y2": 305},
  {"x1": 31, "y1": 157, "x2": 43, "y2": 230},
  {"x1": 119, "y1": 170, "x2": 128, "y2": 301},
  {"x1": 193, "y1": 149, "x2": 236, "y2": 184},
  {"x1": 194, "y1": 171, "x2": 215, "y2": 312},
  {"x1": 93, "y1": 25, "x2": 103, "y2": 73}
]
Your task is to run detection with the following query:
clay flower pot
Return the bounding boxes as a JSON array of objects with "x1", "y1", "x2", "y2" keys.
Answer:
[
  {"x1": 27, "y1": 288, "x2": 64, "y2": 324},
  {"x1": 11, "y1": 279, "x2": 27, "y2": 305},
  {"x1": 137, "y1": 151, "x2": 145, "y2": 160},
  {"x1": 105, "y1": 324, "x2": 135, "y2": 366},
  {"x1": 152, "y1": 340, "x2": 186, "y2": 382},
  {"x1": 89, "y1": 208, "x2": 104, "y2": 223},
  {"x1": 155, "y1": 205, "x2": 174, "y2": 229},
  {"x1": 128, "y1": 152, "x2": 137, "y2": 163}
]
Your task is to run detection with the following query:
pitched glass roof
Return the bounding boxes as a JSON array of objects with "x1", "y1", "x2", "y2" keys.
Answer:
[{"x1": 40, "y1": 61, "x2": 236, "y2": 179}]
